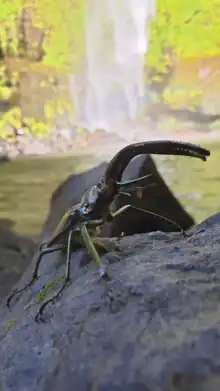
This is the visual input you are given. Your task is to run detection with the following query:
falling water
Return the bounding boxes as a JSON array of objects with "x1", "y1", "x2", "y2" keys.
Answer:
[{"x1": 70, "y1": 0, "x2": 155, "y2": 137}]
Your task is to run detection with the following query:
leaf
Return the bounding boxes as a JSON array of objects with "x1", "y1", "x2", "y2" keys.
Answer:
[{"x1": 146, "y1": 0, "x2": 220, "y2": 73}]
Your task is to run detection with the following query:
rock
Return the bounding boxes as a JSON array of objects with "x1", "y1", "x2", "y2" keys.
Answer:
[
  {"x1": 1, "y1": 215, "x2": 220, "y2": 391},
  {"x1": 40, "y1": 154, "x2": 194, "y2": 244},
  {"x1": 0, "y1": 220, "x2": 36, "y2": 299},
  {"x1": 194, "y1": 211, "x2": 220, "y2": 231},
  {"x1": 0, "y1": 153, "x2": 9, "y2": 164},
  {"x1": 106, "y1": 153, "x2": 195, "y2": 236},
  {"x1": 0, "y1": 142, "x2": 9, "y2": 163}
]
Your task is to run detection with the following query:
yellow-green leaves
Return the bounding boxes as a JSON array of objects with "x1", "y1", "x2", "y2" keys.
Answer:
[
  {"x1": 0, "y1": 0, "x2": 22, "y2": 55},
  {"x1": 0, "y1": 108, "x2": 51, "y2": 140},
  {"x1": 146, "y1": 0, "x2": 220, "y2": 71},
  {"x1": 32, "y1": 0, "x2": 86, "y2": 70}
]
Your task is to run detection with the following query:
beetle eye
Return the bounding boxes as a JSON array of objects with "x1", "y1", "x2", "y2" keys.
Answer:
[
  {"x1": 88, "y1": 185, "x2": 99, "y2": 204},
  {"x1": 97, "y1": 182, "x2": 102, "y2": 189},
  {"x1": 80, "y1": 204, "x2": 92, "y2": 215}
]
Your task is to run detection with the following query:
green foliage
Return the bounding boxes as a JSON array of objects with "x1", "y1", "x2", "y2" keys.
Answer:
[
  {"x1": 23, "y1": 116, "x2": 51, "y2": 137},
  {"x1": 34, "y1": 275, "x2": 65, "y2": 304},
  {"x1": 162, "y1": 87, "x2": 203, "y2": 109},
  {"x1": 146, "y1": 0, "x2": 220, "y2": 72},
  {"x1": 0, "y1": 0, "x2": 22, "y2": 55},
  {"x1": 4, "y1": 318, "x2": 17, "y2": 331},
  {"x1": 32, "y1": 0, "x2": 86, "y2": 70},
  {"x1": 0, "y1": 0, "x2": 86, "y2": 70},
  {"x1": 0, "y1": 64, "x2": 19, "y2": 100},
  {"x1": 0, "y1": 108, "x2": 51, "y2": 140},
  {"x1": 1, "y1": 0, "x2": 220, "y2": 136},
  {"x1": 0, "y1": 318, "x2": 17, "y2": 336},
  {"x1": 1, "y1": 0, "x2": 220, "y2": 74},
  {"x1": 44, "y1": 97, "x2": 73, "y2": 120}
]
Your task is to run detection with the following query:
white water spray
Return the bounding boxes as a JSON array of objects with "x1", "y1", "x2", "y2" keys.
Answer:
[{"x1": 70, "y1": 0, "x2": 155, "y2": 136}]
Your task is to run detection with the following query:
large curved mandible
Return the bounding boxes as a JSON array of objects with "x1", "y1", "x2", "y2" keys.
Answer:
[{"x1": 104, "y1": 140, "x2": 210, "y2": 185}]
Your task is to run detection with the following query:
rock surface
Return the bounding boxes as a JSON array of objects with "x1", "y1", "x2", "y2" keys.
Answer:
[
  {"x1": 1, "y1": 212, "x2": 220, "y2": 391},
  {"x1": 0, "y1": 221, "x2": 36, "y2": 299}
]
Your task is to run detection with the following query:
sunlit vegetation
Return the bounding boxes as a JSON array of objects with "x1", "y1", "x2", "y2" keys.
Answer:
[
  {"x1": 0, "y1": 0, "x2": 85, "y2": 140},
  {"x1": 145, "y1": 0, "x2": 220, "y2": 108},
  {"x1": 147, "y1": 0, "x2": 220, "y2": 72},
  {"x1": 31, "y1": 0, "x2": 86, "y2": 68},
  {"x1": 0, "y1": 107, "x2": 51, "y2": 140},
  {"x1": 0, "y1": 0, "x2": 85, "y2": 67},
  {"x1": 0, "y1": 0, "x2": 220, "y2": 140}
]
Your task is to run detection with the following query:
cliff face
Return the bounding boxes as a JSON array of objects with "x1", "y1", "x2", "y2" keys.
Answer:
[
  {"x1": 1, "y1": 6, "x2": 70, "y2": 122},
  {"x1": 18, "y1": 6, "x2": 45, "y2": 61},
  {"x1": 4, "y1": 55, "x2": 220, "y2": 125}
]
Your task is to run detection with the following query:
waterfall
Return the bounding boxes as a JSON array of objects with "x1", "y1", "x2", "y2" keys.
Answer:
[{"x1": 70, "y1": 0, "x2": 155, "y2": 138}]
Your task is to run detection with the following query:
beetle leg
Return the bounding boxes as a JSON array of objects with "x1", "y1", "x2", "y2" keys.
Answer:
[
  {"x1": 6, "y1": 244, "x2": 65, "y2": 308},
  {"x1": 80, "y1": 223, "x2": 117, "y2": 301},
  {"x1": 35, "y1": 231, "x2": 73, "y2": 322},
  {"x1": 109, "y1": 204, "x2": 186, "y2": 236},
  {"x1": 78, "y1": 219, "x2": 119, "y2": 254},
  {"x1": 92, "y1": 237, "x2": 120, "y2": 254}
]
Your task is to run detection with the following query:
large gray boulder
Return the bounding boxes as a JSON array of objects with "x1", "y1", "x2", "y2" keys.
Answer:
[
  {"x1": 1, "y1": 154, "x2": 215, "y2": 391},
  {"x1": 1, "y1": 213, "x2": 220, "y2": 391}
]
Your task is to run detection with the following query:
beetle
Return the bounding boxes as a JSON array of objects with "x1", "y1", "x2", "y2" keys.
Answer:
[{"x1": 6, "y1": 140, "x2": 210, "y2": 322}]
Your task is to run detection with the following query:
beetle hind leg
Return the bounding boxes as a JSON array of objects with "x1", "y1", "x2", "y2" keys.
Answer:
[
  {"x1": 92, "y1": 237, "x2": 120, "y2": 254},
  {"x1": 6, "y1": 244, "x2": 65, "y2": 308},
  {"x1": 35, "y1": 232, "x2": 73, "y2": 322}
]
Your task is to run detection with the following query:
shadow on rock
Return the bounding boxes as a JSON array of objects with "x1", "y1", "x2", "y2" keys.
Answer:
[{"x1": 0, "y1": 218, "x2": 36, "y2": 299}]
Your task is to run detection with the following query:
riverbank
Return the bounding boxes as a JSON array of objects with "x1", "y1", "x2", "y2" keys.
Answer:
[{"x1": 0, "y1": 114, "x2": 220, "y2": 161}]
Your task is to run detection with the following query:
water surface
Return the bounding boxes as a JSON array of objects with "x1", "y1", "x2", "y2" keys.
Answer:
[{"x1": 0, "y1": 154, "x2": 97, "y2": 238}]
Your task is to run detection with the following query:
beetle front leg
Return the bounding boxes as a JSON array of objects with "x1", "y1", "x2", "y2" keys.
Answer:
[
  {"x1": 35, "y1": 220, "x2": 113, "y2": 322},
  {"x1": 6, "y1": 243, "x2": 65, "y2": 308},
  {"x1": 80, "y1": 220, "x2": 108, "y2": 270},
  {"x1": 80, "y1": 223, "x2": 117, "y2": 301}
]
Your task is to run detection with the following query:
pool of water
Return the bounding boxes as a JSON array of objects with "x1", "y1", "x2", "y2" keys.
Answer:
[
  {"x1": 0, "y1": 154, "x2": 98, "y2": 238},
  {"x1": 0, "y1": 140, "x2": 219, "y2": 239}
]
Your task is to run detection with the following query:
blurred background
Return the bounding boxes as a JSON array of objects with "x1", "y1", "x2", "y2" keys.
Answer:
[{"x1": 0, "y1": 0, "x2": 220, "y2": 239}]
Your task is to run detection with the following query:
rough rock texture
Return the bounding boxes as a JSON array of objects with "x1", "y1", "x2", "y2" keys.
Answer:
[
  {"x1": 0, "y1": 222, "x2": 36, "y2": 299},
  {"x1": 1, "y1": 213, "x2": 220, "y2": 391}
]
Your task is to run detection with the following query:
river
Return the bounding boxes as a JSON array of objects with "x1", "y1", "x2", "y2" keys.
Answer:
[{"x1": 0, "y1": 139, "x2": 219, "y2": 239}]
